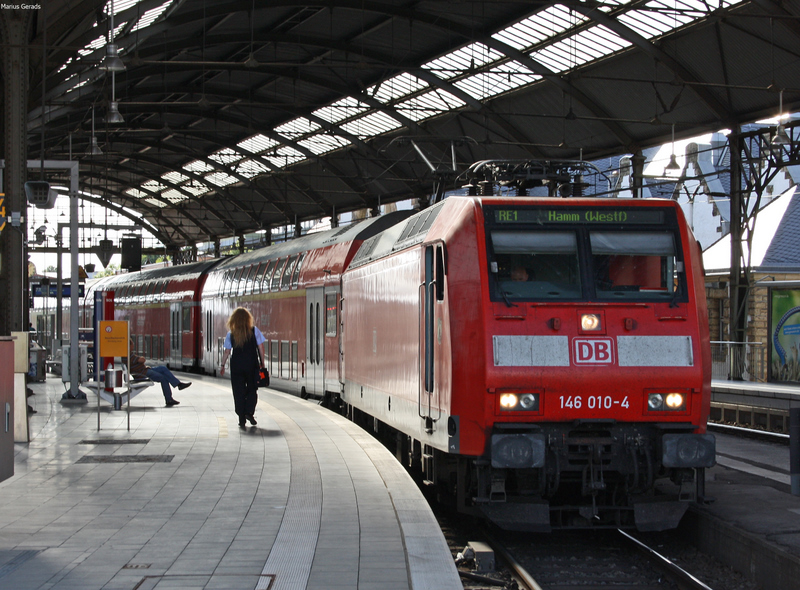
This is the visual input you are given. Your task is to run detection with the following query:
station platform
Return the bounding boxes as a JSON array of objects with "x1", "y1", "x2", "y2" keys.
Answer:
[
  {"x1": 1, "y1": 374, "x2": 462, "y2": 590},
  {"x1": 687, "y1": 424, "x2": 800, "y2": 590}
]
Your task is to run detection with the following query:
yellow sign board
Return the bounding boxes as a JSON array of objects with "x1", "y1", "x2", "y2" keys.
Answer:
[
  {"x1": 0, "y1": 194, "x2": 5, "y2": 233},
  {"x1": 98, "y1": 321, "x2": 129, "y2": 358}
]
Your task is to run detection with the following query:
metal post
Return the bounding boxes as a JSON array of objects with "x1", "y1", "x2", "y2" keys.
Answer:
[{"x1": 791, "y1": 402, "x2": 800, "y2": 496}]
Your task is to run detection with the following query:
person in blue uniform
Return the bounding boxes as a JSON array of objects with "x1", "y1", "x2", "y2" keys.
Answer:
[
  {"x1": 129, "y1": 340, "x2": 191, "y2": 407},
  {"x1": 219, "y1": 307, "x2": 266, "y2": 428}
]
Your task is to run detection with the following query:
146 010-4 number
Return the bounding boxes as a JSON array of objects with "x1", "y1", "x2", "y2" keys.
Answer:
[{"x1": 559, "y1": 395, "x2": 629, "y2": 410}]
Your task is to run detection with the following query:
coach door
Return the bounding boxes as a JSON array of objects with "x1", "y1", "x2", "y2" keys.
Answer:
[
  {"x1": 169, "y1": 302, "x2": 182, "y2": 367},
  {"x1": 306, "y1": 288, "x2": 324, "y2": 396},
  {"x1": 420, "y1": 243, "x2": 444, "y2": 428}
]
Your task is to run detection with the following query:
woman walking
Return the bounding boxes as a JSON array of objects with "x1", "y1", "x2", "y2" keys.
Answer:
[{"x1": 219, "y1": 307, "x2": 266, "y2": 427}]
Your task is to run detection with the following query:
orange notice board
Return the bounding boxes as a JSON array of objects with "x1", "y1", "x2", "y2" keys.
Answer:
[{"x1": 98, "y1": 321, "x2": 129, "y2": 358}]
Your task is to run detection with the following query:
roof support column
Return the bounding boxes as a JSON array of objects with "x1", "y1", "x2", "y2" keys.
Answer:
[
  {"x1": 0, "y1": 10, "x2": 33, "y2": 335},
  {"x1": 728, "y1": 129, "x2": 747, "y2": 363},
  {"x1": 630, "y1": 151, "x2": 646, "y2": 199}
]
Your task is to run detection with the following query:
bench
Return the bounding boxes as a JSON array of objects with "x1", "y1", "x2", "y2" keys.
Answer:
[{"x1": 82, "y1": 374, "x2": 154, "y2": 409}]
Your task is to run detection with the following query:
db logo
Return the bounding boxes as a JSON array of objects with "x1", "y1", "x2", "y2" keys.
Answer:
[{"x1": 573, "y1": 338, "x2": 614, "y2": 364}]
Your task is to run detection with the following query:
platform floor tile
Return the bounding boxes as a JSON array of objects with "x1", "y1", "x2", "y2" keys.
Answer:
[{"x1": 2, "y1": 375, "x2": 461, "y2": 590}]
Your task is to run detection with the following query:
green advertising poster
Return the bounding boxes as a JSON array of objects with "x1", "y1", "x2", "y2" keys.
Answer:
[{"x1": 770, "y1": 288, "x2": 800, "y2": 383}]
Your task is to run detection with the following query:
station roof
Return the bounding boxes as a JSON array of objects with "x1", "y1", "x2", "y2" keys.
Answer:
[{"x1": 27, "y1": 0, "x2": 800, "y2": 249}]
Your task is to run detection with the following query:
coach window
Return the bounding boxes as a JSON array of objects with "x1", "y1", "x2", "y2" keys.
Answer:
[
  {"x1": 291, "y1": 253, "x2": 305, "y2": 288},
  {"x1": 271, "y1": 258, "x2": 286, "y2": 291},
  {"x1": 325, "y1": 294, "x2": 337, "y2": 336},
  {"x1": 281, "y1": 255, "x2": 298, "y2": 290},
  {"x1": 242, "y1": 265, "x2": 256, "y2": 295},
  {"x1": 229, "y1": 268, "x2": 244, "y2": 297},
  {"x1": 249, "y1": 263, "x2": 263, "y2": 294},
  {"x1": 590, "y1": 232, "x2": 684, "y2": 302},
  {"x1": 270, "y1": 341, "x2": 279, "y2": 375},
  {"x1": 435, "y1": 245, "x2": 446, "y2": 302},
  {"x1": 261, "y1": 259, "x2": 277, "y2": 292},
  {"x1": 489, "y1": 230, "x2": 581, "y2": 300}
]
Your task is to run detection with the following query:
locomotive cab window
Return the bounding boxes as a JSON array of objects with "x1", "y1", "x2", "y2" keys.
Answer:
[
  {"x1": 485, "y1": 205, "x2": 686, "y2": 304},
  {"x1": 590, "y1": 232, "x2": 683, "y2": 301},
  {"x1": 489, "y1": 230, "x2": 582, "y2": 300}
]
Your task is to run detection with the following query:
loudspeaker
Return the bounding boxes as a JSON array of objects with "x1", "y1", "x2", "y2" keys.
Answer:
[{"x1": 120, "y1": 237, "x2": 142, "y2": 271}]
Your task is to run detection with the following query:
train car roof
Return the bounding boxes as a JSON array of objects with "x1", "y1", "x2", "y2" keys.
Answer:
[
  {"x1": 100, "y1": 259, "x2": 223, "y2": 288},
  {"x1": 209, "y1": 210, "x2": 414, "y2": 273}
]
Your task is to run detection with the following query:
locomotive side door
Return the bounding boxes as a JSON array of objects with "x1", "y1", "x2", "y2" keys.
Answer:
[
  {"x1": 306, "y1": 287, "x2": 325, "y2": 396},
  {"x1": 169, "y1": 302, "x2": 182, "y2": 368},
  {"x1": 420, "y1": 243, "x2": 444, "y2": 428}
]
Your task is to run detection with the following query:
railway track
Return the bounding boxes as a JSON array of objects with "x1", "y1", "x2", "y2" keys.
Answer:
[{"x1": 442, "y1": 515, "x2": 756, "y2": 590}]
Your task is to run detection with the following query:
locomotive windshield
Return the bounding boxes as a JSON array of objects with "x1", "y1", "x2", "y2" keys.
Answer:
[{"x1": 486, "y1": 205, "x2": 686, "y2": 303}]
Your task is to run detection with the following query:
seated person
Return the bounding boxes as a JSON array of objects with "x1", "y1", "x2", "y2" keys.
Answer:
[
  {"x1": 128, "y1": 340, "x2": 191, "y2": 407},
  {"x1": 510, "y1": 265, "x2": 532, "y2": 282}
]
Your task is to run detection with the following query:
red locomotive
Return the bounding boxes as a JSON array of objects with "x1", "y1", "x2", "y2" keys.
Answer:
[{"x1": 71, "y1": 161, "x2": 714, "y2": 531}]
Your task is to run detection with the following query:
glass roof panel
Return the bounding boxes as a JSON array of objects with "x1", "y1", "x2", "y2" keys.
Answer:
[
  {"x1": 369, "y1": 72, "x2": 428, "y2": 104},
  {"x1": 313, "y1": 96, "x2": 369, "y2": 125},
  {"x1": 275, "y1": 117, "x2": 322, "y2": 139},
  {"x1": 141, "y1": 180, "x2": 167, "y2": 192},
  {"x1": 396, "y1": 90, "x2": 467, "y2": 122},
  {"x1": 264, "y1": 146, "x2": 305, "y2": 168},
  {"x1": 339, "y1": 111, "x2": 402, "y2": 139},
  {"x1": 161, "y1": 171, "x2": 189, "y2": 184},
  {"x1": 209, "y1": 148, "x2": 244, "y2": 165},
  {"x1": 131, "y1": 0, "x2": 174, "y2": 33},
  {"x1": 423, "y1": 42, "x2": 506, "y2": 80},
  {"x1": 204, "y1": 172, "x2": 239, "y2": 188},
  {"x1": 235, "y1": 159, "x2": 271, "y2": 178},
  {"x1": 125, "y1": 188, "x2": 148, "y2": 199},
  {"x1": 183, "y1": 160, "x2": 215, "y2": 174},
  {"x1": 161, "y1": 189, "x2": 187, "y2": 203},
  {"x1": 237, "y1": 134, "x2": 279, "y2": 154},
  {"x1": 453, "y1": 63, "x2": 538, "y2": 101},
  {"x1": 492, "y1": 5, "x2": 579, "y2": 52},
  {"x1": 144, "y1": 197, "x2": 167, "y2": 208},
  {"x1": 297, "y1": 134, "x2": 351, "y2": 155},
  {"x1": 181, "y1": 183, "x2": 211, "y2": 197}
]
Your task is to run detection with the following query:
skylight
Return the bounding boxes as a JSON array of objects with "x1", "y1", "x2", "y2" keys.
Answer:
[
  {"x1": 423, "y1": 42, "x2": 506, "y2": 80},
  {"x1": 131, "y1": 0, "x2": 174, "y2": 33},
  {"x1": 161, "y1": 189, "x2": 188, "y2": 203},
  {"x1": 263, "y1": 146, "x2": 305, "y2": 168},
  {"x1": 183, "y1": 160, "x2": 215, "y2": 174},
  {"x1": 312, "y1": 96, "x2": 369, "y2": 125},
  {"x1": 275, "y1": 118, "x2": 321, "y2": 139},
  {"x1": 209, "y1": 148, "x2": 244, "y2": 166},
  {"x1": 235, "y1": 159, "x2": 271, "y2": 178},
  {"x1": 298, "y1": 134, "x2": 351, "y2": 155},
  {"x1": 237, "y1": 134, "x2": 279, "y2": 154},
  {"x1": 369, "y1": 72, "x2": 429, "y2": 104},
  {"x1": 396, "y1": 89, "x2": 467, "y2": 123},
  {"x1": 204, "y1": 172, "x2": 239, "y2": 188},
  {"x1": 340, "y1": 111, "x2": 403, "y2": 139}
]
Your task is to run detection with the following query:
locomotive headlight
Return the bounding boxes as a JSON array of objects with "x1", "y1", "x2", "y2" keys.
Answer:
[
  {"x1": 665, "y1": 392, "x2": 685, "y2": 409},
  {"x1": 647, "y1": 392, "x2": 686, "y2": 411},
  {"x1": 519, "y1": 393, "x2": 538, "y2": 410},
  {"x1": 498, "y1": 392, "x2": 540, "y2": 412},
  {"x1": 647, "y1": 393, "x2": 664, "y2": 411},
  {"x1": 500, "y1": 393, "x2": 518, "y2": 409},
  {"x1": 581, "y1": 313, "x2": 601, "y2": 331}
]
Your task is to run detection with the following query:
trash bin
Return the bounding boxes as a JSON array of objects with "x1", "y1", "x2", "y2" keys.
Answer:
[
  {"x1": 28, "y1": 343, "x2": 47, "y2": 382},
  {"x1": 105, "y1": 367, "x2": 123, "y2": 388}
]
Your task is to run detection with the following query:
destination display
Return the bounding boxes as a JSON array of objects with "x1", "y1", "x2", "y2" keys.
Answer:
[{"x1": 493, "y1": 208, "x2": 665, "y2": 225}]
